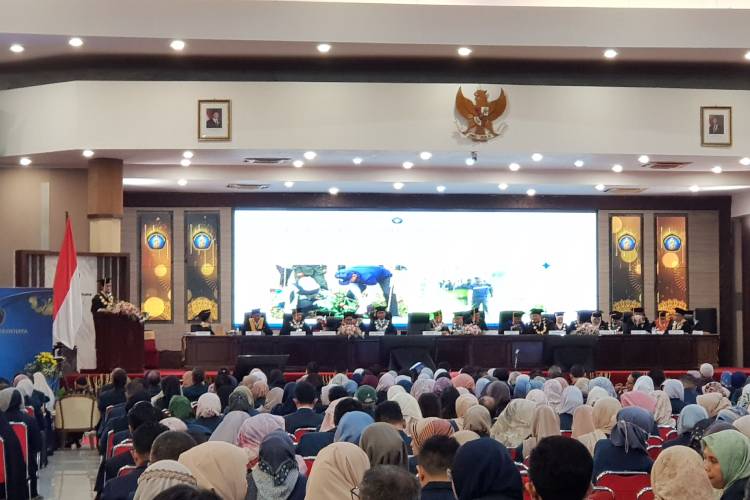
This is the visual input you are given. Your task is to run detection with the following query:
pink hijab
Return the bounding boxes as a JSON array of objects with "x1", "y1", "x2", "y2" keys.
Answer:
[
  {"x1": 621, "y1": 391, "x2": 657, "y2": 414},
  {"x1": 235, "y1": 413, "x2": 285, "y2": 467},
  {"x1": 452, "y1": 374, "x2": 476, "y2": 392}
]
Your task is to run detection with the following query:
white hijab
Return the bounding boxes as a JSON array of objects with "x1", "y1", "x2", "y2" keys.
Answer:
[{"x1": 33, "y1": 372, "x2": 55, "y2": 412}]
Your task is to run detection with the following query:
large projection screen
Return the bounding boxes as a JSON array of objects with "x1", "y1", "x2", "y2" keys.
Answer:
[{"x1": 233, "y1": 209, "x2": 597, "y2": 326}]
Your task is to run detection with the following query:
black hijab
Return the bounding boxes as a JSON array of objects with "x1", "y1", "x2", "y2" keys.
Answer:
[{"x1": 452, "y1": 438, "x2": 523, "y2": 500}]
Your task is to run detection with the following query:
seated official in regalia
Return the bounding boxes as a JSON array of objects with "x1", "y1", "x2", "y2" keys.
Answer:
[
  {"x1": 571, "y1": 310, "x2": 607, "y2": 335},
  {"x1": 669, "y1": 308, "x2": 693, "y2": 334},
  {"x1": 653, "y1": 310, "x2": 670, "y2": 334},
  {"x1": 623, "y1": 307, "x2": 651, "y2": 334},
  {"x1": 337, "y1": 312, "x2": 363, "y2": 338},
  {"x1": 244, "y1": 309, "x2": 273, "y2": 336},
  {"x1": 502, "y1": 312, "x2": 525, "y2": 333},
  {"x1": 523, "y1": 308, "x2": 549, "y2": 335},
  {"x1": 430, "y1": 310, "x2": 451, "y2": 333},
  {"x1": 608, "y1": 311, "x2": 624, "y2": 333},
  {"x1": 451, "y1": 314, "x2": 466, "y2": 335},
  {"x1": 468, "y1": 309, "x2": 488, "y2": 332},
  {"x1": 550, "y1": 312, "x2": 567, "y2": 333},
  {"x1": 367, "y1": 306, "x2": 397, "y2": 335},
  {"x1": 280, "y1": 309, "x2": 312, "y2": 335}
]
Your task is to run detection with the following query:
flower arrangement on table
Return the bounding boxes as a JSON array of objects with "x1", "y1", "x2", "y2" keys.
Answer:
[
  {"x1": 24, "y1": 351, "x2": 59, "y2": 379},
  {"x1": 103, "y1": 301, "x2": 148, "y2": 322},
  {"x1": 573, "y1": 322, "x2": 600, "y2": 336},
  {"x1": 462, "y1": 324, "x2": 483, "y2": 336}
]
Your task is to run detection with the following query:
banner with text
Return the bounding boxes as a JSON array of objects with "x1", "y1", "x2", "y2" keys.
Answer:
[
  {"x1": 185, "y1": 212, "x2": 220, "y2": 322},
  {"x1": 656, "y1": 215, "x2": 688, "y2": 314},
  {"x1": 139, "y1": 212, "x2": 173, "y2": 321},
  {"x1": 0, "y1": 288, "x2": 53, "y2": 380},
  {"x1": 610, "y1": 215, "x2": 643, "y2": 312}
]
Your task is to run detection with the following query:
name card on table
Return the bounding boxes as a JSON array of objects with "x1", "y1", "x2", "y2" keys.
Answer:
[
  {"x1": 598, "y1": 330, "x2": 617, "y2": 335},
  {"x1": 369, "y1": 331, "x2": 385, "y2": 336},
  {"x1": 668, "y1": 330, "x2": 685, "y2": 335},
  {"x1": 692, "y1": 330, "x2": 704, "y2": 335},
  {"x1": 314, "y1": 331, "x2": 336, "y2": 336},
  {"x1": 631, "y1": 330, "x2": 650, "y2": 335},
  {"x1": 290, "y1": 331, "x2": 307, "y2": 336},
  {"x1": 504, "y1": 330, "x2": 520, "y2": 336},
  {"x1": 484, "y1": 330, "x2": 499, "y2": 335},
  {"x1": 246, "y1": 331, "x2": 263, "y2": 336},
  {"x1": 191, "y1": 331, "x2": 212, "y2": 336},
  {"x1": 548, "y1": 330, "x2": 566, "y2": 336},
  {"x1": 422, "y1": 330, "x2": 442, "y2": 336}
]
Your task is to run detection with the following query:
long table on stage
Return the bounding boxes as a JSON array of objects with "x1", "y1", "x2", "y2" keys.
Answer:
[{"x1": 183, "y1": 334, "x2": 719, "y2": 371}]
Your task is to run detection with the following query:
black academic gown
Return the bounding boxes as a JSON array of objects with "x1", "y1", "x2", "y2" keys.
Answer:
[
  {"x1": 623, "y1": 319, "x2": 652, "y2": 335},
  {"x1": 367, "y1": 320, "x2": 398, "y2": 335},
  {"x1": 244, "y1": 319, "x2": 274, "y2": 336},
  {"x1": 523, "y1": 320, "x2": 550, "y2": 335},
  {"x1": 279, "y1": 321, "x2": 312, "y2": 336},
  {"x1": 91, "y1": 292, "x2": 113, "y2": 314},
  {"x1": 668, "y1": 319, "x2": 693, "y2": 334}
]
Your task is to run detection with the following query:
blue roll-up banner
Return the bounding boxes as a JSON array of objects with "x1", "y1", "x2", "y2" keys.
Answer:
[{"x1": 0, "y1": 288, "x2": 53, "y2": 380}]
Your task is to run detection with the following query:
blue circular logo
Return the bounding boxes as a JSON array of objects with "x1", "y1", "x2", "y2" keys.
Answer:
[
  {"x1": 391, "y1": 217, "x2": 403, "y2": 225},
  {"x1": 192, "y1": 232, "x2": 213, "y2": 250},
  {"x1": 618, "y1": 234, "x2": 637, "y2": 252},
  {"x1": 146, "y1": 232, "x2": 167, "y2": 250},
  {"x1": 663, "y1": 234, "x2": 682, "y2": 252}
]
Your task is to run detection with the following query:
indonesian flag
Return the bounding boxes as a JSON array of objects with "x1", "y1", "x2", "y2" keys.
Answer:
[{"x1": 52, "y1": 218, "x2": 82, "y2": 349}]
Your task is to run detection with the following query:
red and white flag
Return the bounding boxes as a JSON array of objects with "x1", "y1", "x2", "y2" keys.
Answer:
[{"x1": 52, "y1": 217, "x2": 82, "y2": 349}]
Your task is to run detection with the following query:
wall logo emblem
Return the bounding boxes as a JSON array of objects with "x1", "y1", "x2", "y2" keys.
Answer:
[
  {"x1": 192, "y1": 232, "x2": 213, "y2": 250},
  {"x1": 663, "y1": 234, "x2": 682, "y2": 252},
  {"x1": 455, "y1": 86, "x2": 508, "y2": 142},
  {"x1": 618, "y1": 234, "x2": 637, "y2": 252},
  {"x1": 146, "y1": 231, "x2": 167, "y2": 250}
]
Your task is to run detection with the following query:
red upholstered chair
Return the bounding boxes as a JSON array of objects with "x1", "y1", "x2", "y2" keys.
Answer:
[
  {"x1": 0, "y1": 437, "x2": 6, "y2": 498},
  {"x1": 515, "y1": 462, "x2": 528, "y2": 473},
  {"x1": 637, "y1": 486, "x2": 655, "y2": 500},
  {"x1": 10, "y1": 422, "x2": 28, "y2": 465},
  {"x1": 303, "y1": 457, "x2": 315, "y2": 473},
  {"x1": 112, "y1": 440, "x2": 133, "y2": 457},
  {"x1": 663, "y1": 429, "x2": 678, "y2": 442},
  {"x1": 657, "y1": 426, "x2": 675, "y2": 440},
  {"x1": 588, "y1": 486, "x2": 615, "y2": 500},
  {"x1": 647, "y1": 445, "x2": 662, "y2": 460},
  {"x1": 520, "y1": 471, "x2": 530, "y2": 500},
  {"x1": 561, "y1": 430, "x2": 573, "y2": 438},
  {"x1": 24, "y1": 407, "x2": 35, "y2": 419},
  {"x1": 105, "y1": 430, "x2": 116, "y2": 459},
  {"x1": 117, "y1": 465, "x2": 138, "y2": 478},
  {"x1": 293, "y1": 427, "x2": 317, "y2": 443},
  {"x1": 646, "y1": 435, "x2": 663, "y2": 447},
  {"x1": 596, "y1": 471, "x2": 651, "y2": 500},
  {"x1": 508, "y1": 447, "x2": 519, "y2": 461}
]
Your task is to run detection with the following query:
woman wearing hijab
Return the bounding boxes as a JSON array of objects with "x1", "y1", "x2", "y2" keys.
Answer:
[
  {"x1": 523, "y1": 405, "x2": 561, "y2": 459},
  {"x1": 735, "y1": 415, "x2": 750, "y2": 438},
  {"x1": 409, "y1": 418, "x2": 455, "y2": 455},
  {"x1": 592, "y1": 407, "x2": 653, "y2": 480},
  {"x1": 260, "y1": 387, "x2": 283, "y2": 414},
  {"x1": 543, "y1": 379, "x2": 563, "y2": 413},
  {"x1": 633, "y1": 375, "x2": 655, "y2": 393},
  {"x1": 433, "y1": 377, "x2": 453, "y2": 397},
  {"x1": 375, "y1": 373, "x2": 396, "y2": 395},
  {"x1": 589, "y1": 377, "x2": 617, "y2": 398},
  {"x1": 178, "y1": 441, "x2": 251, "y2": 500},
  {"x1": 1, "y1": 387, "x2": 42, "y2": 497},
  {"x1": 650, "y1": 445, "x2": 714, "y2": 500},
  {"x1": 491, "y1": 399, "x2": 536, "y2": 450},
  {"x1": 698, "y1": 392, "x2": 732, "y2": 419},
  {"x1": 453, "y1": 430, "x2": 480, "y2": 446},
  {"x1": 169, "y1": 395, "x2": 193, "y2": 421},
  {"x1": 662, "y1": 404, "x2": 709, "y2": 451},
  {"x1": 246, "y1": 430, "x2": 306, "y2": 500},
  {"x1": 526, "y1": 389, "x2": 547, "y2": 406},
  {"x1": 463, "y1": 405, "x2": 492, "y2": 437},
  {"x1": 306, "y1": 442, "x2": 369, "y2": 500},
  {"x1": 558, "y1": 386, "x2": 584, "y2": 430},
  {"x1": 411, "y1": 379, "x2": 435, "y2": 400},
  {"x1": 452, "y1": 373, "x2": 476, "y2": 393},
  {"x1": 134, "y1": 460, "x2": 198, "y2": 500},
  {"x1": 621, "y1": 390, "x2": 657, "y2": 414},
  {"x1": 454, "y1": 393, "x2": 479, "y2": 429},
  {"x1": 573, "y1": 405, "x2": 606, "y2": 456},
  {"x1": 153, "y1": 376, "x2": 182, "y2": 413},
  {"x1": 334, "y1": 411, "x2": 374, "y2": 444},
  {"x1": 359, "y1": 422, "x2": 408, "y2": 469},
  {"x1": 226, "y1": 391, "x2": 254, "y2": 415},
  {"x1": 475, "y1": 377, "x2": 491, "y2": 398},
  {"x1": 237, "y1": 413, "x2": 286, "y2": 468},
  {"x1": 451, "y1": 438, "x2": 523, "y2": 500},
  {"x1": 651, "y1": 390, "x2": 676, "y2": 427},
  {"x1": 592, "y1": 397, "x2": 622, "y2": 437},
  {"x1": 662, "y1": 379, "x2": 685, "y2": 414},
  {"x1": 701, "y1": 429, "x2": 750, "y2": 500},
  {"x1": 160, "y1": 417, "x2": 188, "y2": 432},
  {"x1": 209, "y1": 411, "x2": 250, "y2": 443},
  {"x1": 251, "y1": 381, "x2": 269, "y2": 410},
  {"x1": 586, "y1": 387, "x2": 609, "y2": 407},
  {"x1": 485, "y1": 381, "x2": 511, "y2": 417},
  {"x1": 439, "y1": 386, "x2": 460, "y2": 420},
  {"x1": 418, "y1": 393, "x2": 441, "y2": 418},
  {"x1": 193, "y1": 393, "x2": 223, "y2": 432},
  {"x1": 512, "y1": 375, "x2": 530, "y2": 400},
  {"x1": 391, "y1": 392, "x2": 422, "y2": 429}
]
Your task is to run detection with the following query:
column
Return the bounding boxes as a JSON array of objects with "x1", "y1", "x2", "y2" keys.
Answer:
[{"x1": 87, "y1": 158, "x2": 123, "y2": 252}]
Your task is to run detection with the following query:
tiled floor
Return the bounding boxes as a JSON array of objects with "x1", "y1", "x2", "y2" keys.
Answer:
[{"x1": 38, "y1": 448, "x2": 100, "y2": 500}]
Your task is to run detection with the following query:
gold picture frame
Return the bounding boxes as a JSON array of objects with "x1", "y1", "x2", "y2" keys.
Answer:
[
  {"x1": 198, "y1": 99, "x2": 231, "y2": 142},
  {"x1": 701, "y1": 106, "x2": 732, "y2": 147}
]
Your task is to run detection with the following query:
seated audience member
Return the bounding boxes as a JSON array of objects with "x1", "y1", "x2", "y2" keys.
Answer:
[
  {"x1": 283, "y1": 381, "x2": 323, "y2": 433},
  {"x1": 150, "y1": 431, "x2": 197, "y2": 462},
  {"x1": 182, "y1": 368, "x2": 208, "y2": 403},
  {"x1": 417, "y1": 435, "x2": 459, "y2": 500},
  {"x1": 335, "y1": 411, "x2": 374, "y2": 444},
  {"x1": 523, "y1": 405, "x2": 561, "y2": 460},
  {"x1": 301, "y1": 362, "x2": 324, "y2": 393},
  {"x1": 451, "y1": 438, "x2": 523, "y2": 500},
  {"x1": 648, "y1": 369, "x2": 666, "y2": 389},
  {"x1": 133, "y1": 460, "x2": 198, "y2": 500},
  {"x1": 662, "y1": 379, "x2": 686, "y2": 414},
  {"x1": 527, "y1": 436, "x2": 593, "y2": 500},
  {"x1": 356, "y1": 385, "x2": 378, "y2": 414},
  {"x1": 374, "y1": 400, "x2": 411, "y2": 449},
  {"x1": 209, "y1": 411, "x2": 250, "y2": 443},
  {"x1": 701, "y1": 429, "x2": 750, "y2": 500},
  {"x1": 485, "y1": 381, "x2": 512, "y2": 417},
  {"x1": 246, "y1": 430, "x2": 306, "y2": 500},
  {"x1": 98, "y1": 368, "x2": 129, "y2": 418},
  {"x1": 154, "y1": 376, "x2": 183, "y2": 413},
  {"x1": 297, "y1": 397, "x2": 362, "y2": 456},
  {"x1": 592, "y1": 407, "x2": 653, "y2": 480},
  {"x1": 418, "y1": 393, "x2": 441, "y2": 419},
  {"x1": 462, "y1": 405, "x2": 492, "y2": 438},
  {"x1": 360, "y1": 422, "x2": 409, "y2": 469},
  {"x1": 572, "y1": 405, "x2": 606, "y2": 456},
  {"x1": 650, "y1": 445, "x2": 714, "y2": 500},
  {"x1": 681, "y1": 373, "x2": 700, "y2": 405},
  {"x1": 280, "y1": 309, "x2": 312, "y2": 336},
  {"x1": 360, "y1": 465, "x2": 421, "y2": 500},
  {"x1": 558, "y1": 386, "x2": 584, "y2": 430},
  {"x1": 237, "y1": 413, "x2": 286, "y2": 468},
  {"x1": 0, "y1": 388, "x2": 42, "y2": 497},
  {"x1": 490, "y1": 398, "x2": 536, "y2": 451},
  {"x1": 306, "y1": 442, "x2": 370, "y2": 500},
  {"x1": 101, "y1": 382, "x2": 150, "y2": 447},
  {"x1": 144, "y1": 370, "x2": 162, "y2": 398},
  {"x1": 192, "y1": 393, "x2": 223, "y2": 432},
  {"x1": 169, "y1": 396, "x2": 194, "y2": 422},
  {"x1": 440, "y1": 387, "x2": 461, "y2": 420},
  {"x1": 100, "y1": 422, "x2": 168, "y2": 500},
  {"x1": 244, "y1": 309, "x2": 274, "y2": 336},
  {"x1": 179, "y1": 441, "x2": 253, "y2": 500},
  {"x1": 569, "y1": 364, "x2": 586, "y2": 385},
  {"x1": 152, "y1": 485, "x2": 220, "y2": 500},
  {"x1": 368, "y1": 306, "x2": 398, "y2": 335}
]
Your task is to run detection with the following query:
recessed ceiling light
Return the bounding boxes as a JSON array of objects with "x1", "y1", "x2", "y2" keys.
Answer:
[
  {"x1": 352, "y1": 157, "x2": 363, "y2": 165},
  {"x1": 612, "y1": 164, "x2": 623, "y2": 173},
  {"x1": 68, "y1": 37, "x2": 83, "y2": 48},
  {"x1": 712, "y1": 165, "x2": 723, "y2": 174},
  {"x1": 419, "y1": 151, "x2": 432, "y2": 161},
  {"x1": 180, "y1": 159, "x2": 191, "y2": 167},
  {"x1": 531, "y1": 153, "x2": 543, "y2": 162},
  {"x1": 689, "y1": 185, "x2": 700, "y2": 193},
  {"x1": 574, "y1": 160, "x2": 584, "y2": 168},
  {"x1": 328, "y1": 187, "x2": 339, "y2": 195},
  {"x1": 317, "y1": 43, "x2": 332, "y2": 53},
  {"x1": 603, "y1": 48, "x2": 618, "y2": 59},
  {"x1": 595, "y1": 184, "x2": 606, "y2": 191},
  {"x1": 740, "y1": 157, "x2": 750, "y2": 166},
  {"x1": 526, "y1": 188, "x2": 536, "y2": 197},
  {"x1": 402, "y1": 161, "x2": 414, "y2": 169},
  {"x1": 182, "y1": 151, "x2": 194, "y2": 159},
  {"x1": 177, "y1": 179, "x2": 188, "y2": 187},
  {"x1": 464, "y1": 158, "x2": 475, "y2": 166},
  {"x1": 284, "y1": 181, "x2": 294, "y2": 188},
  {"x1": 638, "y1": 155, "x2": 650, "y2": 164},
  {"x1": 293, "y1": 160, "x2": 304, "y2": 168},
  {"x1": 457, "y1": 47, "x2": 472, "y2": 57},
  {"x1": 508, "y1": 162, "x2": 520, "y2": 172},
  {"x1": 303, "y1": 151, "x2": 317, "y2": 160},
  {"x1": 170, "y1": 40, "x2": 185, "y2": 51},
  {"x1": 436, "y1": 185, "x2": 446, "y2": 193},
  {"x1": 745, "y1": 51, "x2": 750, "y2": 61},
  {"x1": 82, "y1": 149, "x2": 94, "y2": 158},
  {"x1": 393, "y1": 182, "x2": 404, "y2": 190},
  {"x1": 498, "y1": 183, "x2": 508, "y2": 190},
  {"x1": 123, "y1": 178, "x2": 159, "y2": 186},
  {"x1": 10, "y1": 44, "x2": 24, "y2": 54},
  {"x1": 19, "y1": 157, "x2": 31, "y2": 166}
]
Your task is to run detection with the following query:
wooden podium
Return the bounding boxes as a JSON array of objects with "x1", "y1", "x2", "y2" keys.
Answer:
[{"x1": 94, "y1": 312, "x2": 145, "y2": 372}]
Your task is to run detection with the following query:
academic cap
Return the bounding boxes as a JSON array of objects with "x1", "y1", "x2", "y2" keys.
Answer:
[
  {"x1": 674, "y1": 307, "x2": 687, "y2": 316},
  {"x1": 512, "y1": 311, "x2": 523, "y2": 318},
  {"x1": 197, "y1": 309, "x2": 211, "y2": 322},
  {"x1": 658, "y1": 310, "x2": 667, "y2": 317},
  {"x1": 610, "y1": 311, "x2": 623, "y2": 320},
  {"x1": 374, "y1": 306, "x2": 387, "y2": 313},
  {"x1": 554, "y1": 311, "x2": 565, "y2": 317},
  {"x1": 633, "y1": 307, "x2": 645, "y2": 314},
  {"x1": 591, "y1": 311, "x2": 603, "y2": 318},
  {"x1": 97, "y1": 277, "x2": 111, "y2": 286},
  {"x1": 250, "y1": 308, "x2": 261, "y2": 316},
  {"x1": 529, "y1": 308, "x2": 544, "y2": 315}
]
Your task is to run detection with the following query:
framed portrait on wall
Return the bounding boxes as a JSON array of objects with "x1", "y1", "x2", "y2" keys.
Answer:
[
  {"x1": 198, "y1": 99, "x2": 231, "y2": 141},
  {"x1": 701, "y1": 106, "x2": 731, "y2": 146}
]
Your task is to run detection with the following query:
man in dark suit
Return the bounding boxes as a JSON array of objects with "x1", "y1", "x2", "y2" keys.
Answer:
[
  {"x1": 708, "y1": 115, "x2": 724, "y2": 134},
  {"x1": 501, "y1": 312, "x2": 525, "y2": 332},
  {"x1": 206, "y1": 110, "x2": 222, "y2": 128},
  {"x1": 524, "y1": 308, "x2": 549, "y2": 335},
  {"x1": 284, "y1": 381, "x2": 324, "y2": 433},
  {"x1": 367, "y1": 306, "x2": 398, "y2": 335},
  {"x1": 182, "y1": 367, "x2": 208, "y2": 402},
  {"x1": 97, "y1": 368, "x2": 128, "y2": 422},
  {"x1": 280, "y1": 309, "x2": 312, "y2": 335},
  {"x1": 91, "y1": 277, "x2": 114, "y2": 314},
  {"x1": 100, "y1": 422, "x2": 167, "y2": 500},
  {"x1": 623, "y1": 307, "x2": 651, "y2": 335}
]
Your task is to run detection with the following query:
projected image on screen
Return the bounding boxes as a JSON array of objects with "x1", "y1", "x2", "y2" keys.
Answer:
[{"x1": 233, "y1": 210, "x2": 597, "y2": 326}]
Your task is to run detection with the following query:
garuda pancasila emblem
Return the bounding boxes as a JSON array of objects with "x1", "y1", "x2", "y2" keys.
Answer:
[{"x1": 455, "y1": 86, "x2": 508, "y2": 142}]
